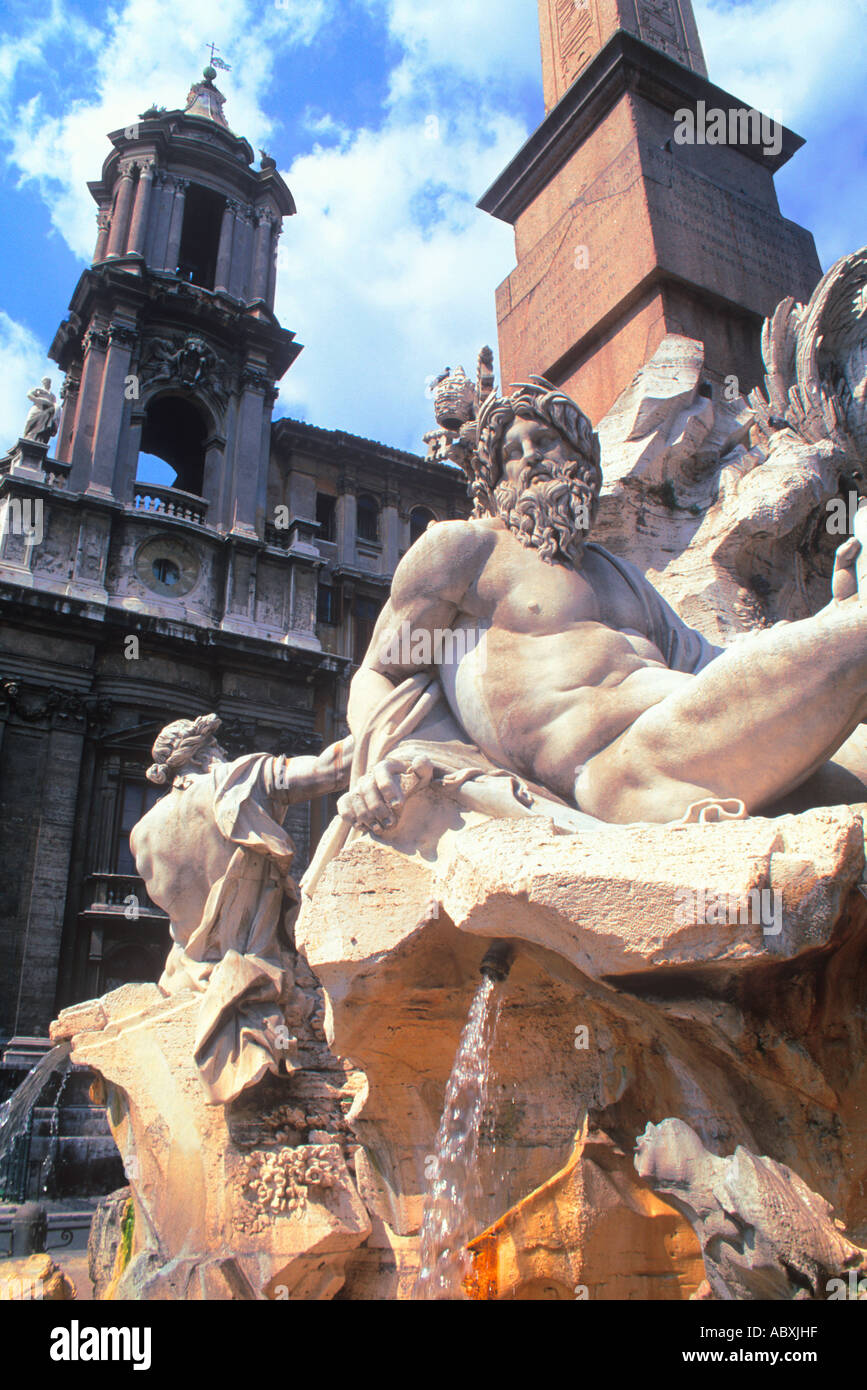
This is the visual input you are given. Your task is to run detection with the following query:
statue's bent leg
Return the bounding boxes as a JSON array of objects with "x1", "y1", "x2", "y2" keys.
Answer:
[{"x1": 575, "y1": 606, "x2": 867, "y2": 823}]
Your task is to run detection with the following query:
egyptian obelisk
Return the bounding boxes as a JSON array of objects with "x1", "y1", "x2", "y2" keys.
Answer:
[{"x1": 479, "y1": 0, "x2": 822, "y2": 422}]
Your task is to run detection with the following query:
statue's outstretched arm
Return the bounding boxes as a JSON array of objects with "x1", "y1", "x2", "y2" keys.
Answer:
[{"x1": 271, "y1": 737, "x2": 354, "y2": 804}]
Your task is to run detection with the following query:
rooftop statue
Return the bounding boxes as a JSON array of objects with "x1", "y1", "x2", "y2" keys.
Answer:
[{"x1": 22, "y1": 376, "x2": 59, "y2": 445}]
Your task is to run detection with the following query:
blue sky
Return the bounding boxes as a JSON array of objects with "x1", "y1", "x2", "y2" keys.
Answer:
[{"x1": 0, "y1": 0, "x2": 864, "y2": 456}]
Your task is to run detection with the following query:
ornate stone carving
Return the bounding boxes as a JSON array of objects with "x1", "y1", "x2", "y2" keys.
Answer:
[
  {"x1": 0, "y1": 679, "x2": 112, "y2": 731},
  {"x1": 748, "y1": 246, "x2": 867, "y2": 472},
  {"x1": 240, "y1": 1144, "x2": 342, "y2": 1223},
  {"x1": 108, "y1": 322, "x2": 138, "y2": 348},
  {"x1": 635, "y1": 1119, "x2": 867, "y2": 1300},
  {"x1": 83, "y1": 326, "x2": 109, "y2": 354},
  {"x1": 139, "y1": 333, "x2": 229, "y2": 403},
  {"x1": 240, "y1": 365, "x2": 273, "y2": 393},
  {"x1": 424, "y1": 346, "x2": 496, "y2": 464}
]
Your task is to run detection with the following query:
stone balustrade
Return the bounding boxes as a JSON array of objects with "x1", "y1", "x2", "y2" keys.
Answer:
[{"x1": 131, "y1": 482, "x2": 209, "y2": 525}]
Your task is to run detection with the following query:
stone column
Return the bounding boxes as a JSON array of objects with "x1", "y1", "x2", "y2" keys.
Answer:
[
  {"x1": 13, "y1": 718, "x2": 87, "y2": 1035},
  {"x1": 92, "y1": 208, "x2": 111, "y2": 264},
  {"x1": 252, "y1": 211, "x2": 274, "y2": 301},
  {"x1": 126, "y1": 160, "x2": 155, "y2": 258},
  {"x1": 229, "y1": 204, "x2": 255, "y2": 300},
  {"x1": 69, "y1": 325, "x2": 109, "y2": 486},
  {"x1": 164, "y1": 177, "x2": 188, "y2": 273},
  {"x1": 56, "y1": 374, "x2": 80, "y2": 463},
  {"x1": 88, "y1": 322, "x2": 137, "y2": 496},
  {"x1": 267, "y1": 225, "x2": 282, "y2": 306},
  {"x1": 214, "y1": 199, "x2": 237, "y2": 295},
  {"x1": 383, "y1": 488, "x2": 400, "y2": 573},
  {"x1": 230, "y1": 367, "x2": 271, "y2": 535},
  {"x1": 335, "y1": 489, "x2": 357, "y2": 567},
  {"x1": 105, "y1": 165, "x2": 136, "y2": 259}
]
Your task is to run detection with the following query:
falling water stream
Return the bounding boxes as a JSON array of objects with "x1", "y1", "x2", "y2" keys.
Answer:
[
  {"x1": 40, "y1": 1061, "x2": 72, "y2": 1197},
  {"x1": 414, "y1": 971, "x2": 505, "y2": 1299},
  {"x1": 0, "y1": 1042, "x2": 71, "y2": 1199}
]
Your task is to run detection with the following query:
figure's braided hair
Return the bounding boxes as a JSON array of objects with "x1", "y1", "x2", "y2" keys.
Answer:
[{"x1": 147, "y1": 713, "x2": 223, "y2": 785}]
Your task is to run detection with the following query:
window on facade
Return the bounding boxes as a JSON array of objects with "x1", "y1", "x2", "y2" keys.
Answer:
[
  {"x1": 317, "y1": 584, "x2": 339, "y2": 626},
  {"x1": 410, "y1": 506, "x2": 436, "y2": 546},
  {"x1": 356, "y1": 494, "x2": 380, "y2": 544},
  {"x1": 316, "y1": 493, "x2": 337, "y2": 542},
  {"x1": 136, "y1": 395, "x2": 208, "y2": 496},
  {"x1": 176, "y1": 184, "x2": 224, "y2": 290},
  {"x1": 114, "y1": 780, "x2": 164, "y2": 876},
  {"x1": 353, "y1": 595, "x2": 380, "y2": 662}
]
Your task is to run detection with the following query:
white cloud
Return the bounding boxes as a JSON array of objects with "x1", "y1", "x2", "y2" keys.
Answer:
[
  {"x1": 0, "y1": 313, "x2": 58, "y2": 450},
  {"x1": 274, "y1": 111, "x2": 524, "y2": 451},
  {"x1": 367, "y1": 0, "x2": 542, "y2": 101},
  {"x1": 3, "y1": 0, "x2": 334, "y2": 260},
  {"x1": 695, "y1": 0, "x2": 865, "y2": 126}
]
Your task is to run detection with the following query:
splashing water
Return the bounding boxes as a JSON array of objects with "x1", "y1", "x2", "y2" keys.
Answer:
[
  {"x1": 0, "y1": 1043, "x2": 71, "y2": 1197},
  {"x1": 40, "y1": 1060, "x2": 72, "y2": 1197},
  {"x1": 414, "y1": 973, "x2": 503, "y2": 1299}
]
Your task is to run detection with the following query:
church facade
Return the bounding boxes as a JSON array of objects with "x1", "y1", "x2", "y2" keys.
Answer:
[{"x1": 0, "y1": 70, "x2": 469, "y2": 1044}]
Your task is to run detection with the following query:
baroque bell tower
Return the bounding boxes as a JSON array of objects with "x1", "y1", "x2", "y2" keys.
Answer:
[{"x1": 50, "y1": 64, "x2": 300, "y2": 564}]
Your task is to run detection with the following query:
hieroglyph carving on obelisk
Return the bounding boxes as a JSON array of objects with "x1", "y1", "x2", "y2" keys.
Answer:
[{"x1": 538, "y1": 0, "x2": 707, "y2": 109}]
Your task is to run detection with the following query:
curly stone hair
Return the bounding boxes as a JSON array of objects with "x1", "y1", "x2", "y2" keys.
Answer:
[
  {"x1": 468, "y1": 375, "x2": 602, "y2": 522},
  {"x1": 146, "y1": 713, "x2": 224, "y2": 785}
]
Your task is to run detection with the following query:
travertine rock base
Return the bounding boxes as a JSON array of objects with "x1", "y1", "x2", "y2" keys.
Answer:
[
  {"x1": 465, "y1": 1131, "x2": 704, "y2": 1300},
  {"x1": 300, "y1": 806, "x2": 867, "y2": 1296},
  {"x1": 0, "y1": 1253, "x2": 75, "y2": 1301},
  {"x1": 52, "y1": 983, "x2": 370, "y2": 1300}
]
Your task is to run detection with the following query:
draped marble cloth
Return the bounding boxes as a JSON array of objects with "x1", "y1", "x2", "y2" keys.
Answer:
[
  {"x1": 159, "y1": 754, "x2": 299, "y2": 1105},
  {"x1": 301, "y1": 675, "x2": 603, "y2": 897},
  {"x1": 301, "y1": 544, "x2": 743, "y2": 897}
]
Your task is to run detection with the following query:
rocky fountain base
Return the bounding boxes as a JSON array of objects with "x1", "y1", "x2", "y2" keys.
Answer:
[{"x1": 50, "y1": 802, "x2": 867, "y2": 1300}]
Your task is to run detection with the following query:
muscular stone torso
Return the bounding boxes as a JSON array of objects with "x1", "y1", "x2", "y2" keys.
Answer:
[{"x1": 437, "y1": 521, "x2": 694, "y2": 800}]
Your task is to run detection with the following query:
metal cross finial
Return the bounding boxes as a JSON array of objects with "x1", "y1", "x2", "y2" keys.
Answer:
[{"x1": 205, "y1": 42, "x2": 232, "y2": 72}]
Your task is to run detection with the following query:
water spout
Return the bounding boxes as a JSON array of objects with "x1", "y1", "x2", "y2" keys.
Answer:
[
  {"x1": 414, "y1": 945, "x2": 511, "y2": 1300},
  {"x1": 479, "y1": 940, "x2": 515, "y2": 982}
]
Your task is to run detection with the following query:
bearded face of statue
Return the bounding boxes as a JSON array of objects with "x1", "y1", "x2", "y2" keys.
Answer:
[{"x1": 493, "y1": 415, "x2": 602, "y2": 565}]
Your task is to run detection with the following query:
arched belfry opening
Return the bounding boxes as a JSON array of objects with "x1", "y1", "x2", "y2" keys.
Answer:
[
  {"x1": 136, "y1": 395, "x2": 208, "y2": 496},
  {"x1": 176, "y1": 184, "x2": 224, "y2": 289}
]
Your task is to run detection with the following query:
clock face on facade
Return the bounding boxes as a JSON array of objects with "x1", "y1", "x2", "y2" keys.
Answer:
[{"x1": 135, "y1": 534, "x2": 201, "y2": 598}]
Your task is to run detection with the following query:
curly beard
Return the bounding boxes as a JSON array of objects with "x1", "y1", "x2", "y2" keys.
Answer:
[{"x1": 493, "y1": 460, "x2": 599, "y2": 565}]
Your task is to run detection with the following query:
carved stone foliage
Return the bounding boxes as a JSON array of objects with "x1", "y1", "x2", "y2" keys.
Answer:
[
  {"x1": 139, "y1": 333, "x2": 230, "y2": 404},
  {"x1": 240, "y1": 365, "x2": 274, "y2": 393},
  {"x1": 83, "y1": 326, "x2": 109, "y2": 354},
  {"x1": 239, "y1": 1143, "x2": 342, "y2": 1226}
]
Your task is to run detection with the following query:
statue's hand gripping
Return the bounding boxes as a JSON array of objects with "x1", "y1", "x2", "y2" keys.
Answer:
[{"x1": 337, "y1": 754, "x2": 434, "y2": 835}]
